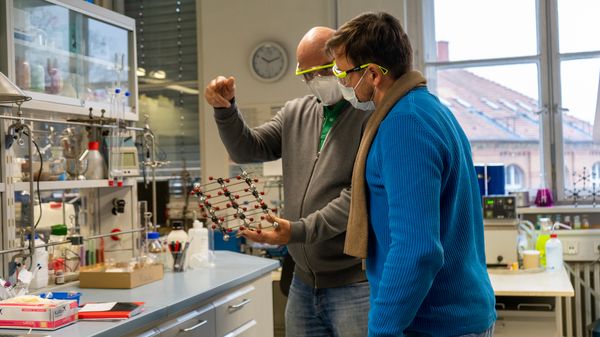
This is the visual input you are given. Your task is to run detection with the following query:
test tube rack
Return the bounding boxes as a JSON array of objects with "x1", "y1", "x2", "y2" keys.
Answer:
[{"x1": 191, "y1": 171, "x2": 278, "y2": 241}]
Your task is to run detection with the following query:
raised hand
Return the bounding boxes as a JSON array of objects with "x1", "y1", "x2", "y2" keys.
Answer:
[{"x1": 205, "y1": 76, "x2": 236, "y2": 108}]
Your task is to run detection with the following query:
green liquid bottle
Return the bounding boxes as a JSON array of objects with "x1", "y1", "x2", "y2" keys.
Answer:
[{"x1": 535, "y1": 217, "x2": 553, "y2": 267}]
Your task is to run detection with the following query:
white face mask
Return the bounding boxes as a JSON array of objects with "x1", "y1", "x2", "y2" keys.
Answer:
[
  {"x1": 337, "y1": 71, "x2": 375, "y2": 111},
  {"x1": 306, "y1": 76, "x2": 343, "y2": 106}
]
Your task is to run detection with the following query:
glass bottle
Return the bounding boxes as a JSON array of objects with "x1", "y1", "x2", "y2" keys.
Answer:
[{"x1": 147, "y1": 231, "x2": 166, "y2": 268}]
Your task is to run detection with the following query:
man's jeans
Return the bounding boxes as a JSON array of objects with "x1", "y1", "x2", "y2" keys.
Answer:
[
  {"x1": 285, "y1": 276, "x2": 370, "y2": 337},
  {"x1": 405, "y1": 325, "x2": 495, "y2": 337}
]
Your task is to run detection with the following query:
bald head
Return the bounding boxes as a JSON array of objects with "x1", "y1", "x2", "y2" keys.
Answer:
[{"x1": 296, "y1": 27, "x2": 335, "y2": 71}]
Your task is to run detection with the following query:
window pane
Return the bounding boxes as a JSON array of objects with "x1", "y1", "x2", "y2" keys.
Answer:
[
  {"x1": 431, "y1": 64, "x2": 540, "y2": 193},
  {"x1": 558, "y1": 0, "x2": 600, "y2": 53},
  {"x1": 125, "y1": 0, "x2": 200, "y2": 178},
  {"x1": 560, "y1": 57, "x2": 600, "y2": 195},
  {"x1": 506, "y1": 164, "x2": 525, "y2": 191},
  {"x1": 432, "y1": 0, "x2": 537, "y2": 62}
]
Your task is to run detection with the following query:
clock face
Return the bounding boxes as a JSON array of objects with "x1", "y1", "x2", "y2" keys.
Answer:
[{"x1": 250, "y1": 42, "x2": 288, "y2": 82}]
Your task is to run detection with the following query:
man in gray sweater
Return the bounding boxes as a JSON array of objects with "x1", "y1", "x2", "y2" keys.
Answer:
[{"x1": 204, "y1": 27, "x2": 371, "y2": 337}]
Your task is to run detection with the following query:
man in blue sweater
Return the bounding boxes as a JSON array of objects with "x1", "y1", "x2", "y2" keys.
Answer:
[{"x1": 326, "y1": 12, "x2": 496, "y2": 337}]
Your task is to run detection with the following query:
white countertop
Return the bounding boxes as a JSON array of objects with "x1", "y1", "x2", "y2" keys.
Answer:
[
  {"x1": 0, "y1": 251, "x2": 280, "y2": 337},
  {"x1": 488, "y1": 267, "x2": 574, "y2": 297}
]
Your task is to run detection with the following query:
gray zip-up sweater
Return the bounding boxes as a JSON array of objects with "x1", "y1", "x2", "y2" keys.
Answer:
[{"x1": 214, "y1": 96, "x2": 371, "y2": 288}]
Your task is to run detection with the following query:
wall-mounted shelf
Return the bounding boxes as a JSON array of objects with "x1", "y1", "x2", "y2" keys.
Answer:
[
  {"x1": 14, "y1": 179, "x2": 135, "y2": 192},
  {"x1": 517, "y1": 205, "x2": 600, "y2": 214},
  {"x1": 2, "y1": 0, "x2": 138, "y2": 121}
]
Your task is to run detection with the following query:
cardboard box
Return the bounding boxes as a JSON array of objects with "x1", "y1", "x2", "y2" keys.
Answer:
[
  {"x1": 0, "y1": 298, "x2": 78, "y2": 330},
  {"x1": 79, "y1": 263, "x2": 163, "y2": 289}
]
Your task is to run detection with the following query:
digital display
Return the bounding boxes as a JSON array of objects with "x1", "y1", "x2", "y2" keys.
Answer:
[
  {"x1": 121, "y1": 152, "x2": 136, "y2": 167},
  {"x1": 486, "y1": 199, "x2": 495, "y2": 205}
]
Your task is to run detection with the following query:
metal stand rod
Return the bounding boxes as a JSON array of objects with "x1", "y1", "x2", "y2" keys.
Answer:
[
  {"x1": 0, "y1": 227, "x2": 146, "y2": 256},
  {"x1": 0, "y1": 114, "x2": 144, "y2": 131},
  {"x1": 7, "y1": 118, "x2": 35, "y2": 264},
  {"x1": 0, "y1": 239, "x2": 70, "y2": 256},
  {"x1": 84, "y1": 227, "x2": 146, "y2": 241}
]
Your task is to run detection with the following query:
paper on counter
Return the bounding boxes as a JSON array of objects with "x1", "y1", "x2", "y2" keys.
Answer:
[{"x1": 79, "y1": 302, "x2": 116, "y2": 312}]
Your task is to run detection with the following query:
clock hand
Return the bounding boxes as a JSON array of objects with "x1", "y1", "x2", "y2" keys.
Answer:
[{"x1": 261, "y1": 56, "x2": 270, "y2": 63}]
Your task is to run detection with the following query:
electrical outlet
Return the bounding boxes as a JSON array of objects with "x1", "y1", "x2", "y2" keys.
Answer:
[
  {"x1": 564, "y1": 241, "x2": 579, "y2": 255},
  {"x1": 594, "y1": 241, "x2": 600, "y2": 254}
]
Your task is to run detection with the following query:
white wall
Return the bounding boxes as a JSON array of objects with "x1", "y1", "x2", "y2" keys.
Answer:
[
  {"x1": 197, "y1": 0, "x2": 404, "y2": 181},
  {"x1": 336, "y1": 0, "x2": 404, "y2": 27}
]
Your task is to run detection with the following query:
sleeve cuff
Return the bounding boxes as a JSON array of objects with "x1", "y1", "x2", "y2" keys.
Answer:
[
  {"x1": 213, "y1": 98, "x2": 238, "y2": 120},
  {"x1": 289, "y1": 220, "x2": 307, "y2": 243}
]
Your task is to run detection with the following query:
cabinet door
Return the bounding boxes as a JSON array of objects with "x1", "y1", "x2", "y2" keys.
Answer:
[
  {"x1": 8, "y1": 0, "x2": 137, "y2": 119},
  {"x1": 494, "y1": 310, "x2": 557, "y2": 337},
  {"x1": 158, "y1": 304, "x2": 216, "y2": 337}
]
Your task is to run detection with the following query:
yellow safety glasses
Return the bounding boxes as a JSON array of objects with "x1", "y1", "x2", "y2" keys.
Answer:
[
  {"x1": 295, "y1": 63, "x2": 334, "y2": 82},
  {"x1": 332, "y1": 61, "x2": 389, "y2": 84}
]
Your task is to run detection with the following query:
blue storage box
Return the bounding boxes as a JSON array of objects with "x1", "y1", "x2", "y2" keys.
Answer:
[
  {"x1": 214, "y1": 230, "x2": 243, "y2": 252},
  {"x1": 39, "y1": 291, "x2": 82, "y2": 305}
]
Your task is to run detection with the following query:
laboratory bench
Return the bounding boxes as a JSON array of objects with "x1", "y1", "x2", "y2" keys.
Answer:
[
  {"x1": 488, "y1": 267, "x2": 574, "y2": 337},
  {"x1": 0, "y1": 251, "x2": 279, "y2": 337}
]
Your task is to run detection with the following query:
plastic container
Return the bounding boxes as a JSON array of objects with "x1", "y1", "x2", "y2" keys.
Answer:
[
  {"x1": 535, "y1": 218, "x2": 552, "y2": 267},
  {"x1": 84, "y1": 141, "x2": 107, "y2": 180},
  {"x1": 166, "y1": 223, "x2": 189, "y2": 272},
  {"x1": 545, "y1": 233, "x2": 563, "y2": 272},
  {"x1": 27, "y1": 234, "x2": 49, "y2": 289},
  {"x1": 39, "y1": 291, "x2": 82, "y2": 305},
  {"x1": 30, "y1": 63, "x2": 45, "y2": 92},
  {"x1": 186, "y1": 220, "x2": 210, "y2": 269},
  {"x1": 535, "y1": 234, "x2": 550, "y2": 267}
]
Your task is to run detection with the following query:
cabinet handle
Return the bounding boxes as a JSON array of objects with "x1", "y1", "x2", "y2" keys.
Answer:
[
  {"x1": 228, "y1": 298, "x2": 252, "y2": 310},
  {"x1": 516, "y1": 303, "x2": 552, "y2": 311},
  {"x1": 180, "y1": 320, "x2": 208, "y2": 332}
]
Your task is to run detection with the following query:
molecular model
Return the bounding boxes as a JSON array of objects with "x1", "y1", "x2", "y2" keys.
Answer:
[
  {"x1": 191, "y1": 171, "x2": 278, "y2": 241},
  {"x1": 565, "y1": 167, "x2": 599, "y2": 207}
]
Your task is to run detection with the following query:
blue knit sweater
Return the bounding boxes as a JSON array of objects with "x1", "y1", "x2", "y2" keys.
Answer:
[{"x1": 365, "y1": 87, "x2": 496, "y2": 337}]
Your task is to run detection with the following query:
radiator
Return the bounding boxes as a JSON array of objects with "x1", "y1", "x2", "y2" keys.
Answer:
[{"x1": 563, "y1": 262, "x2": 600, "y2": 337}]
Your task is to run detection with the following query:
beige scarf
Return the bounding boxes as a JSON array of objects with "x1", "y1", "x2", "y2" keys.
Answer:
[{"x1": 344, "y1": 70, "x2": 427, "y2": 259}]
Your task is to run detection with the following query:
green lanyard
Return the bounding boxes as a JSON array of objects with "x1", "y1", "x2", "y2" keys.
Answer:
[{"x1": 319, "y1": 100, "x2": 347, "y2": 150}]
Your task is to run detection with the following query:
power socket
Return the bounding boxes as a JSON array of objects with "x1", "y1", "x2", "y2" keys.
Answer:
[
  {"x1": 595, "y1": 241, "x2": 600, "y2": 255},
  {"x1": 564, "y1": 240, "x2": 579, "y2": 255}
]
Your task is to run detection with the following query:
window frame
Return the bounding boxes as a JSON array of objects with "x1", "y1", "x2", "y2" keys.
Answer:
[
  {"x1": 506, "y1": 164, "x2": 525, "y2": 191},
  {"x1": 408, "y1": 0, "x2": 600, "y2": 203}
]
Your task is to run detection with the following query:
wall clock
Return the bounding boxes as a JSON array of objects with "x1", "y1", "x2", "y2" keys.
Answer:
[{"x1": 249, "y1": 41, "x2": 288, "y2": 82}]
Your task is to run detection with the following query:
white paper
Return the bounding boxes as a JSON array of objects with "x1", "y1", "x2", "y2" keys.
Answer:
[{"x1": 79, "y1": 302, "x2": 117, "y2": 312}]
